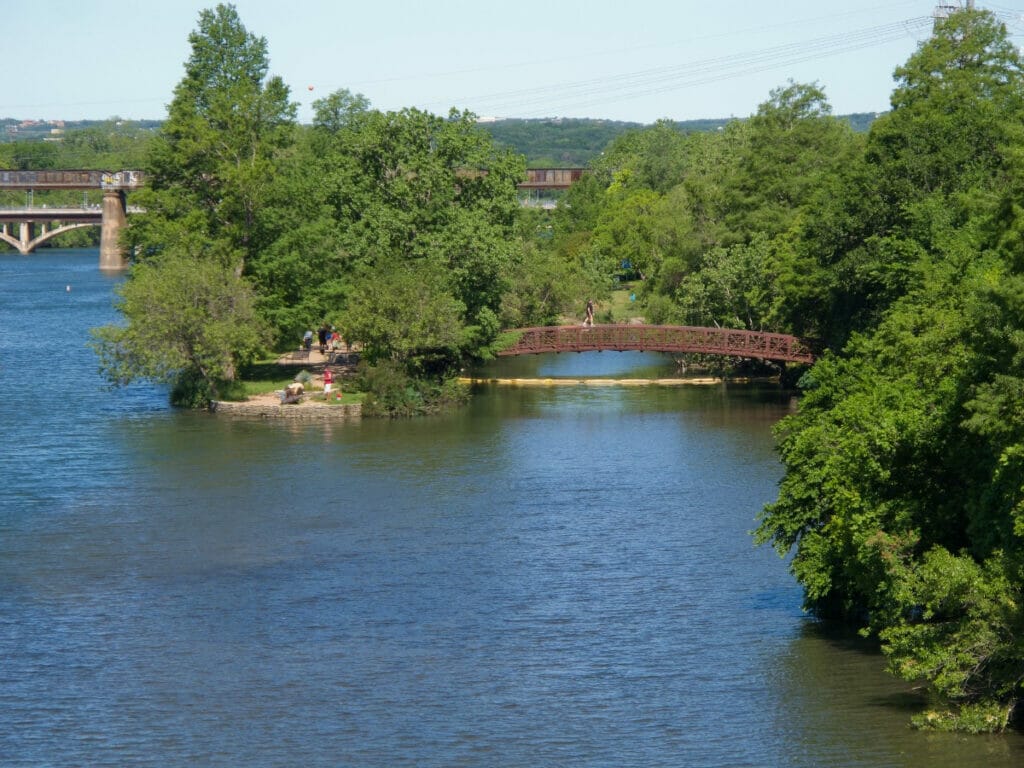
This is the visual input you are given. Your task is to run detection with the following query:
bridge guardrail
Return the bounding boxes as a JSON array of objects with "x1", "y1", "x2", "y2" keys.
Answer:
[{"x1": 498, "y1": 324, "x2": 817, "y2": 364}]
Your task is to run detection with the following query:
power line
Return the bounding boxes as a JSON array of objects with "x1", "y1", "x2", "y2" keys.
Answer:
[
  {"x1": 424, "y1": 16, "x2": 934, "y2": 117},
  {"x1": 347, "y1": 0, "x2": 924, "y2": 89}
]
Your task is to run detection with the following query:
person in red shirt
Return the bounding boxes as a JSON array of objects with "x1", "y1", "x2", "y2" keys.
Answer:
[{"x1": 322, "y1": 367, "x2": 334, "y2": 401}]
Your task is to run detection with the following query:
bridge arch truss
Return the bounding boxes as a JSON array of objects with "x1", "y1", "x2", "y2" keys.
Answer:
[
  {"x1": 0, "y1": 220, "x2": 98, "y2": 255},
  {"x1": 498, "y1": 324, "x2": 816, "y2": 364}
]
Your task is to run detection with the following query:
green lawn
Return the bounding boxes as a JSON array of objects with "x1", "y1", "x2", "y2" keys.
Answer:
[
  {"x1": 604, "y1": 284, "x2": 644, "y2": 323},
  {"x1": 222, "y1": 360, "x2": 363, "y2": 403}
]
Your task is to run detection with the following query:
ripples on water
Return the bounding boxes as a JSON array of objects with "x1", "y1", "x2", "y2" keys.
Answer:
[{"x1": 1, "y1": 251, "x2": 1022, "y2": 767}]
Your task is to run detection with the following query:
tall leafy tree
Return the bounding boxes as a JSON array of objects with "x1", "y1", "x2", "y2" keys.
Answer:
[
  {"x1": 129, "y1": 2, "x2": 297, "y2": 271},
  {"x1": 96, "y1": 4, "x2": 293, "y2": 403},
  {"x1": 311, "y1": 101, "x2": 525, "y2": 372},
  {"x1": 756, "y1": 10, "x2": 1024, "y2": 731},
  {"x1": 91, "y1": 250, "x2": 269, "y2": 406},
  {"x1": 868, "y1": 10, "x2": 1024, "y2": 199},
  {"x1": 725, "y1": 81, "x2": 859, "y2": 243},
  {"x1": 784, "y1": 10, "x2": 1024, "y2": 349}
]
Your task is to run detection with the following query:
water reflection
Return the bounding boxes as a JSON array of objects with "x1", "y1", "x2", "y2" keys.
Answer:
[
  {"x1": 2, "y1": 252, "x2": 1022, "y2": 767},
  {"x1": 772, "y1": 621, "x2": 1024, "y2": 766}
]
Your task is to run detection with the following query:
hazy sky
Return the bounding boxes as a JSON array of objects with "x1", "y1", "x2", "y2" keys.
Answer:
[{"x1": 7, "y1": 1, "x2": 1023, "y2": 124}]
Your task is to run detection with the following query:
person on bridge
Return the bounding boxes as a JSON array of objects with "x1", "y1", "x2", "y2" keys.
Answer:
[{"x1": 584, "y1": 299, "x2": 595, "y2": 327}]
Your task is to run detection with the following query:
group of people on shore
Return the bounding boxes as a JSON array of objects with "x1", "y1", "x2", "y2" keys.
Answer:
[
  {"x1": 280, "y1": 365, "x2": 340, "y2": 404},
  {"x1": 285, "y1": 323, "x2": 345, "y2": 404},
  {"x1": 302, "y1": 324, "x2": 347, "y2": 356}
]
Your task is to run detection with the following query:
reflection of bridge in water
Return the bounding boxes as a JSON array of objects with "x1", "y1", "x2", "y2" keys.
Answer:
[
  {"x1": 0, "y1": 170, "x2": 143, "y2": 269},
  {"x1": 499, "y1": 324, "x2": 816, "y2": 364}
]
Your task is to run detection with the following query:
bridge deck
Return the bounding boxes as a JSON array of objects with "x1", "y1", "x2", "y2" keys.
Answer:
[
  {"x1": 498, "y1": 324, "x2": 816, "y2": 364},
  {"x1": 0, "y1": 170, "x2": 143, "y2": 190}
]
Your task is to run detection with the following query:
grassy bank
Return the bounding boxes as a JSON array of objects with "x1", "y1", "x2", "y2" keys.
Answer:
[{"x1": 222, "y1": 360, "x2": 364, "y2": 404}]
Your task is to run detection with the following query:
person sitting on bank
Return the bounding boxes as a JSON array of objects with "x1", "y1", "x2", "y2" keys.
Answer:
[{"x1": 281, "y1": 381, "x2": 304, "y2": 404}]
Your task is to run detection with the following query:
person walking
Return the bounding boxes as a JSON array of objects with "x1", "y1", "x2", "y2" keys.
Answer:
[{"x1": 584, "y1": 298, "x2": 595, "y2": 327}]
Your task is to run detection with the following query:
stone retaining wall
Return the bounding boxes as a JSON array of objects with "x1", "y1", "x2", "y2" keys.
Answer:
[{"x1": 210, "y1": 400, "x2": 362, "y2": 420}]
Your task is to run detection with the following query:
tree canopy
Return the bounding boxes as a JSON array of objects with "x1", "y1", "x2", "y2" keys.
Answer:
[
  {"x1": 94, "y1": 3, "x2": 541, "y2": 411},
  {"x1": 85, "y1": 3, "x2": 1024, "y2": 729},
  {"x1": 525, "y1": 8, "x2": 1024, "y2": 732}
]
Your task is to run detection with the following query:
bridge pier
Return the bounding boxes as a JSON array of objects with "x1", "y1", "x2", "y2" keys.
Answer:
[
  {"x1": 99, "y1": 189, "x2": 128, "y2": 270},
  {"x1": 20, "y1": 222, "x2": 34, "y2": 254}
]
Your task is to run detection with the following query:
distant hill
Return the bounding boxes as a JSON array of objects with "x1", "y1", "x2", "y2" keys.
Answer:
[
  {"x1": 0, "y1": 113, "x2": 883, "y2": 167},
  {"x1": 481, "y1": 113, "x2": 881, "y2": 167},
  {"x1": 0, "y1": 118, "x2": 162, "y2": 144},
  {"x1": 479, "y1": 118, "x2": 642, "y2": 167}
]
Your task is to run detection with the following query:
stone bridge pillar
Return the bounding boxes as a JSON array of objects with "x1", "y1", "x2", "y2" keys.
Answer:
[
  {"x1": 99, "y1": 189, "x2": 128, "y2": 270},
  {"x1": 19, "y1": 221, "x2": 34, "y2": 254}
]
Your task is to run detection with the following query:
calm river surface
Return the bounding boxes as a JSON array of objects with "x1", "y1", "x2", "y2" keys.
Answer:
[{"x1": 2, "y1": 249, "x2": 1022, "y2": 767}]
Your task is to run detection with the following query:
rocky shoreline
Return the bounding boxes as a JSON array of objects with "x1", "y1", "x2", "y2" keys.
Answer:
[{"x1": 209, "y1": 397, "x2": 362, "y2": 420}]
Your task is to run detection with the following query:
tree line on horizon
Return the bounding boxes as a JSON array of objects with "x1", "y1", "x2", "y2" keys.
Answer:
[
  {"x1": 10, "y1": 2, "x2": 1023, "y2": 732},
  {"x1": 0, "y1": 114, "x2": 880, "y2": 169}
]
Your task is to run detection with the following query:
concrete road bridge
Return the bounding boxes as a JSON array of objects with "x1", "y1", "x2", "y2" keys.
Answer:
[
  {"x1": 0, "y1": 170, "x2": 143, "y2": 269},
  {"x1": 0, "y1": 205, "x2": 144, "y2": 259},
  {"x1": 0, "y1": 166, "x2": 583, "y2": 264},
  {"x1": 499, "y1": 324, "x2": 816, "y2": 364}
]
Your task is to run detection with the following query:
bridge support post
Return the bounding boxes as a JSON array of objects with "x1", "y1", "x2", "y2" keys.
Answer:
[
  {"x1": 99, "y1": 189, "x2": 128, "y2": 270},
  {"x1": 19, "y1": 221, "x2": 34, "y2": 255}
]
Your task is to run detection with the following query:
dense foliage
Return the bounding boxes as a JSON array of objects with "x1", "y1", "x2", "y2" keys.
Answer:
[
  {"x1": 90, "y1": 3, "x2": 564, "y2": 413},
  {"x1": 753, "y1": 11, "x2": 1024, "y2": 733},
  {"x1": 56, "y1": 3, "x2": 1024, "y2": 729},
  {"x1": 515, "y1": 9, "x2": 1024, "y2": 733},
  {"x1": 481, "y1": 114, "x2": 878, "y2": 167}
]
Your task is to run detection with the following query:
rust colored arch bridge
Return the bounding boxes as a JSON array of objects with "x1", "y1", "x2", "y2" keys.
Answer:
[{"x1": 498, "y1": 324, "x2": 816, "y2": 364}]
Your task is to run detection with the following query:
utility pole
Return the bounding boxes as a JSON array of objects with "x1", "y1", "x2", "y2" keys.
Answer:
[{"x1": 933, "y1": 1, "x2": 974, "y2": 26}]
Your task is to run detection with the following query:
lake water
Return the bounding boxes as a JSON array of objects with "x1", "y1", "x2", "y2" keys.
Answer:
[{"x1": 2, "y1": 249, "x2": 1022, "y2": 767}]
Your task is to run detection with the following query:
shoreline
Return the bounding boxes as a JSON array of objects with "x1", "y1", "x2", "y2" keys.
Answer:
[
  {"x1": 459, "y1": 376, "x2": 779, "y2": 387},
  {"x1": 209, "y1": 398, "x2": 362, "y2": 420},
  {"x1": 209, "y1": 374, "x2": 780, "y2": 418}
]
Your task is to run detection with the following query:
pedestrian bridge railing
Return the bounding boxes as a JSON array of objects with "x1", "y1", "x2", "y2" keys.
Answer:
[{"x1": 497, "y1": 324, "x2": 816, "y2": 364}]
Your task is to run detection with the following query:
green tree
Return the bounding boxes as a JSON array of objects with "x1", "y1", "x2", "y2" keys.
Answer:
[
  {"x1": 339, "y1": 255, "x2": 466, "y2": 371},
  {"x1": 306, "y1": 100, "x2": 524, "y2": 367},
  {"x1": 92, "y1": 251, "x2": 269, "y2": 405},
  {"x1": 753, "y1": 12, "x2": 1024, "y2": 731},
  {"x1": 130, "y1": 2, "x2": 297, "y2": 272},
  {"x1": 781, "y1": 11, "x2": 1024, "y2": 348},
  {"x1": 868, "y1": 10, "x2": 1024, "y2": 200},
  {"x1": 675, "y1": 233, "x2": 785, "y2": 331},
  {"x1": 725, "y1": 81, "x2": 859, "y2": 242},
  {"x1": 98, "y1": 4, "x2": 295, "y2": 404}
]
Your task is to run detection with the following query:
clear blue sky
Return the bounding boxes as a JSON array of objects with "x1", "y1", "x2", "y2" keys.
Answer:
[{"x1": 6, "y1": 1, "x2": 1023, "y2": 124}]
